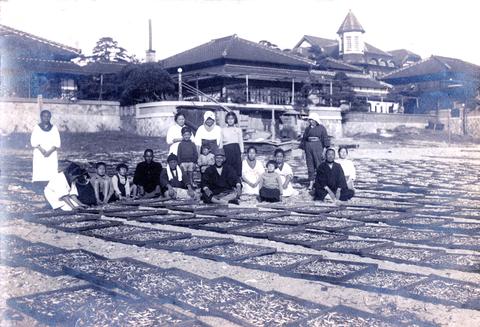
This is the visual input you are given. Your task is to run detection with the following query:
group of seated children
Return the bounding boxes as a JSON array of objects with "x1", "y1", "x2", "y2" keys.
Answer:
[
  {"x1": 44, "y1": 144, "x2": 355, "y2": 211},
  {"x1": 44, "y1": 161, "x2": 137, "y2": 211}
]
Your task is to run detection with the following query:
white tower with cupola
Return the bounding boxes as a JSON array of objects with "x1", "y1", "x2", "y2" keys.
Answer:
[{"x1": 337, "y1": 10, "x2": 365, "y2": 63}]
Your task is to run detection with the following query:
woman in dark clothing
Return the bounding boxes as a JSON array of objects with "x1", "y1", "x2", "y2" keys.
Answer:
[
  {"x1": 222, "y1": 112, "x2": 244, "y2": 178},
  {"x1": 300, "y1": 112, "x2": 330, "y2": 190},
  {"x1": 74, "y1": 171, "x2": 97, "y2": 206}
]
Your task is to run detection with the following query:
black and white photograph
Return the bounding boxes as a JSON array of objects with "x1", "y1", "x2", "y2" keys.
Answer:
[{"x1": 0, "y1": 0, "x2": 479, "y2": 325}]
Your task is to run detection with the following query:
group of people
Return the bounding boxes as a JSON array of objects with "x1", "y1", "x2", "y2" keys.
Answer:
[{"x1": 32, "y1": 110, "x2": 356, "y2": 211}]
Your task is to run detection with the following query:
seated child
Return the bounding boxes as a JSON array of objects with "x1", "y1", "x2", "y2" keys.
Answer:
[
  {"x1": 90, "y1": 162, "x2": 113, "y2": 204},
  {"x1": 258, "y1": 160, "x2": 283, "y2": 203},
  {"x1": 197, "y1": 144, "x2": 215, "y2": 174},
  {"x1": 44, "y1": 163, "x2": 88, "y2": 211},
  {"x1": 177, "y1": 126, "x2": 198, "y2": 187},
  {"x1": 111, "y1": 163, "x2": 136, "y2": 201}
]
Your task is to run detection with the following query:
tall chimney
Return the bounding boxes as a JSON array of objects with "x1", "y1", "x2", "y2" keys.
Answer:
[
  {"x1": 145, "y1": 19, "x2": 156, "y2": 62},
  {"x1": 148, "y1": 19, "x2": 152, "y2": 50}
]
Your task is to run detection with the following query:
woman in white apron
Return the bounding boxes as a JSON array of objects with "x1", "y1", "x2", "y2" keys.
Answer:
[
  {"x1": 31, "y1": 110, "x2": 61, "y2": 192},
  {"x1": 44, "y1": 163, "x2": 86, "y2": 211},
  {"x1": 274, "y1": 148, "x2": 298, "y2": 197},
  {"x1": 194, "y1": 111, "x2": 222, "y2": 154},
  {"x1": 337, "y1": 147, "x2": 356, "y2": 190},
  {"x1": 241, "y1": 146, "x2": 264, "y2": 195}
]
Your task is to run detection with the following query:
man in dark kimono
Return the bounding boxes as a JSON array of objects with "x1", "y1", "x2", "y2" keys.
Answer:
[
  {"x1": 313, "y1": 148, "x2": 354, "y2": 203},
  {"x1": 133, "y1": 149, "x2": 162, "y2": 198},
  {"x1": 201, "y1": 148, "x2": 242, "y2": 205}
]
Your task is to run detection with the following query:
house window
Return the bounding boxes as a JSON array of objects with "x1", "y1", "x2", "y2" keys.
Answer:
[
  {"x1": 61, "y1": 79, "x2": 76, "y2": 91},
  {"x1": 345, "y1": 36, "x2": 352, "y2": 51}
]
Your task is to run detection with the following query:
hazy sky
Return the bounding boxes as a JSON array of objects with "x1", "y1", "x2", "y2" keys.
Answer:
[{"x1": 1, "y1": 0, "x2": 479, "y2": 65}]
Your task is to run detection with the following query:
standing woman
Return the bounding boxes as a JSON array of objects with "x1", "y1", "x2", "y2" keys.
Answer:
[
  {"x1": 31, "y1": 110, "x2": 61, "y2": 192},
  {"x1": 300, "y1": 112, "x2": 330, "y2": 189},
  {"x1": 274, "y1": 148, "x2": 298, "y2": 197},
  {"x1": 166, "y1": 112, "x2": 194, "y2": 155},
  {"x1": 222, "y1": 112, "x2": 244, "y2": 177},
  {"x1": 241, "y1": 146, "x2": 265, "y2": 195},
  {"x1": 194, "y1": 111, "x2": 222, "y2": 154}
]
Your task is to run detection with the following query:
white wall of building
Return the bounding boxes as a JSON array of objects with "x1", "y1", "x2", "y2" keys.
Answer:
[{"x1": 367, "y1": 100, "x2": 399, "y2": 113}]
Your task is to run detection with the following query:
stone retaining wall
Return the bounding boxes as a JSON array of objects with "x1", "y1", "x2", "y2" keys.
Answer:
[
  {"x1": 343, "y1": 112, "x2": 434, "y2": 136},
  {"x1": 437, "y1": 108, "x2": 480, "y2": 138},
  {"x1": 0, "y1": 97, "x2": 121, "y2": 134}
]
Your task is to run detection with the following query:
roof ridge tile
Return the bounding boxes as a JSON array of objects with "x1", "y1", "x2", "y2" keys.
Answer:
[
  {"x1": 381, "y1": 56, "x2": 432, "y2": 78},
  {"x1": 1, "y1": 23, "x2": 80, "y2": 54},
  {"x1": 237, "y1": 37, "x2": 314, "y2": 65}
]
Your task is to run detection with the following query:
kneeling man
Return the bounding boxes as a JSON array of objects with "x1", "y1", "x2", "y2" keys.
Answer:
[
  {"x1": 201, "y1": 148, "x2": 242, "y2": 205},
  {"x1": 160, "y1": 153, "x2": 196, "y2": 200},
  {"x1": 313, "y1": 148, "x2": 354, "y2": 204}
]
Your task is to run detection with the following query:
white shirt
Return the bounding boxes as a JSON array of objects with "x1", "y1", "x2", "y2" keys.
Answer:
[
  {"x1": 194, "y1": 125, "x2": 222, "y2": 148},
  {"x1": 241, "y1": 159, "x2": 265, "y2": 195},
  {"x1": 31, "y1": 124, "x2": 61, "y2": 182},
  {"x1": 44, "y1": 172, "x2": 78, "y2": 210},
  {"x1": 166, "y1": 123, "x2": 195, "y2": 155},
  {"x1": 337, "y1": 158, "x2": 356, "y2": 181},
  {"x1": 222, "y1": 127, "x2": 244, "y2": 152},
  {"x1": 275, "y1": 163, "x2": 298, "y2": 197}
]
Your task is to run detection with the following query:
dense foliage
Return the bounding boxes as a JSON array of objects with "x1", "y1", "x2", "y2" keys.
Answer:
[{"x1": 77, "y1": 62, "x2": 175, "y2": 105}]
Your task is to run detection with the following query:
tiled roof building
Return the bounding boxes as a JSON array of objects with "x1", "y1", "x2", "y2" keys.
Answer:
[
  {"x1": 388, "y1": 49, "x2": 422, "y2": 68},
  {"x1": 0, "y1": 23, "x2": 85, "y2": 98},
  {"x1": 161, "y1": 33, "x2": 391, "y2": 109},
  {"x1": 293, "y1": 11, "x2": 421, "y2": 79},
  {"x1": 381, "y1": 55, "x2": 480, "y2": 113}
]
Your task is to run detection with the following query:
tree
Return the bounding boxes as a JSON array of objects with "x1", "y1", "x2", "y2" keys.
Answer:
[
  {"x1": 322, "y1": 72, "x2": 355, "y2": 107},
  {"x1": 119, "y1": 62, "x2": 175, "y2": 106},
  {"x1": 85, "y1": 37, "x2": 134, "y2": 63},
  {"x1": 308, "y1": 45, "x2": 328, "y2": 63},
  {"x1": 258, "y1": 40, "x2": 279, "y2": 50},
  {"x1": 76, "y1": 73, "x2": 121, "y2": 101}
]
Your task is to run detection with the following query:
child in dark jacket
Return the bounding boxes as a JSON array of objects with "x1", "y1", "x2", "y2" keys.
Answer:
[{"x1": 177, "y1": 126, "x2": 198, "y2": 187}]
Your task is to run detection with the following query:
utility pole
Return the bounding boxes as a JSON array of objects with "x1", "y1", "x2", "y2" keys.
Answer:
[
  {"x1": 98, "y1": 74, "x2": 103, "y2": 101},
  {"x1": 177, "y1": 68, "x2": 183, "y2": 101},
  {"x1": 245, "y1": 75, "x2": 249, "y2": 103},
  {"x1": 145, "y1": 19, "x2": 156, "y2": 62}
]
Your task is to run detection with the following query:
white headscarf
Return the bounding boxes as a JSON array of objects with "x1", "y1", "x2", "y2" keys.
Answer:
[
  {"x1": 307, "y1": 112, "x2": 322, "y2": 125},
  {"x1": 203, "y1": 111, "x2": 216, "y2": 131}
]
